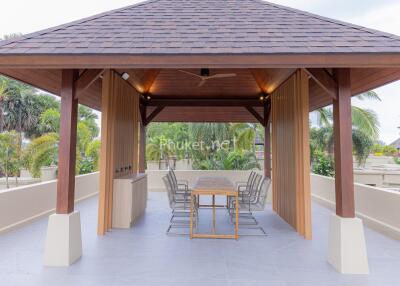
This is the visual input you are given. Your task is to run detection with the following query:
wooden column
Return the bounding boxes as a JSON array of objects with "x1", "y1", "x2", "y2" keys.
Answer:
[
  {"x1": 271, "y1": 70, "x2": 311, "y2": 239},
  {"x1": 98, "y1": 70, "x2": 141, "y2": 235},
  {"x1": 139, "y1": 123, "x2": 146, "y2": 173},
  {"x1": 264, "y1": 102, "x2": 271, "y2": 178},
  {"x1": 139, "y1": 104, "x2": 146, "y2": 173},
  {"x1": 333, "y1": 68, "x2": 355, "y2": 218},
  {"x1": 56, "y1": 69, "x2": 79, "y2": 214}
]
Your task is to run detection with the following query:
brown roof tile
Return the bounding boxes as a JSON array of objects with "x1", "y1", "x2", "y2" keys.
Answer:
[{"x1": 1, "y1": 0, "x2": 400, "y2": 55}]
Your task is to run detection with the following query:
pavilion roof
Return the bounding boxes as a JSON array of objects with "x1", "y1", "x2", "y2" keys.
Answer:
[{"x1": 1, "y1": 0, "x2": 400, "y2": 55}]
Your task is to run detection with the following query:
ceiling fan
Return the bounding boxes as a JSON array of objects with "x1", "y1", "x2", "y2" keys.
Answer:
[{"x1": 178, "y1": 68, "x2": 237, "y2": 87}]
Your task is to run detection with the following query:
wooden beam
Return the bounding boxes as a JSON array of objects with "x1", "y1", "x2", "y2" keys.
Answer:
[
  {"x1": 333, "y1": 68, "x2": 355, "y2": 218},
  {"x1": 145, "y1": 106, "x2": 164, "y2": 125},
  {"x1": 56, "y1": 69, "x2": 79, "y2": 214},
  {"x1": 304, "y1": 68, "x2": 337, "y2": 100},
  {"x1": 245, "y1": 106, "x2": 265, "y2": 126},
  {"x1": 74, "y1": 69, "x2": 104, "y2": 99},
  {"x1": 146, "y1": 98, "x2": 264, "y2": 107},
  {"x1": 264, "y1": 102, "x2": 271, "y2": 178},
  {"x1": 1, "y1": 54, "x2": 400, "y2": 69}
]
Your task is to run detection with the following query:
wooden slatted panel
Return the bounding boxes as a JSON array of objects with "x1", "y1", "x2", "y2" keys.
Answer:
[
  {"x1": 271, "y1": 69, "x2": 312, "y2": 239},
  {"x1": 98, "y1": 69, "x2": 140, "y2": 235}
]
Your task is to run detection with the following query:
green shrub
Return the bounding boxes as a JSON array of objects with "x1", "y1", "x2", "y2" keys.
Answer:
[{"x1": 312, "y1": 151, "x2": 335, "y2": 177}]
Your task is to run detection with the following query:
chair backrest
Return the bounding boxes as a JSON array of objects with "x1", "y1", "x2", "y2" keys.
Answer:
[
  {"x1": 251, "y1": 177, "x2": 272, "y2": 211},
  {"x1": 168, "y1": 169, "x2": 179, "y2": 191},
  {"x1": 162, "y1": 175, "x2": 174, "y2": 208},
  {"x1": 245, "y1": 171, "x2": 256, "y2": 190},
  {"x1": 249, "y1": 174, "x2": 263, "y2": 201}
]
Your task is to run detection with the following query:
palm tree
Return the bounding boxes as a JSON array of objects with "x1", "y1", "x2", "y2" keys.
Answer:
[
  {"x1": 146, "y1": 136, "x2": 173, "y2": 169},
  {"x1": 230, "y1": 123, "x2": 259, "y2": 152},
  {"x1": 188, "y1": 123, "x2": 231, "y2": 160},
  {"x1": 313, "y1": 91, "x2": 381, "y2": 167},
  {"x1": 22, "y1": 133, "x2": 59, "y2": 178}
]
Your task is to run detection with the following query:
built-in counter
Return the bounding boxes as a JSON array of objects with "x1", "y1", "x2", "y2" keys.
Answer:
[{"x1": 112, "y1": 173, "x2": 147, "y2": 229}]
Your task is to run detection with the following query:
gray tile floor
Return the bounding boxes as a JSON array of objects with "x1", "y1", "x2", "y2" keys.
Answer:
[{"x1": 0, "y1": 192, "x2": 399, "y2": 286}]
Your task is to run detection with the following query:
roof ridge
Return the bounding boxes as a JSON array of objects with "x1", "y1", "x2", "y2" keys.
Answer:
[
  {"x1": 253, "y1": 0, "x2": 400, "y2": 42},
  {"x1": 0, "y1": 0, "x2": 161, "y2": 48}
]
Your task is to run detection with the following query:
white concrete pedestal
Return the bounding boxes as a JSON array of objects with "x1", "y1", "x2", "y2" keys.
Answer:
[
  {"x1": 328, "y1": 214, "x2": 369, "y2": 274},
  {"x1": 43, "y1": 211, "x2": 82, "y2": 266}
]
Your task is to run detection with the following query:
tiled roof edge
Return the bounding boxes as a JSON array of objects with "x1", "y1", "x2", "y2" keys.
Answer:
[
  {"x1": 254, "y1": 0, "x2": 400, "y2": 42},
  {"x1": 0, "y1": 0, "x2": 161, "y2": 48}
]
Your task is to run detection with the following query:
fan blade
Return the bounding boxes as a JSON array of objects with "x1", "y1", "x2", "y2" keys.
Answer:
[
  {"x1": 208, "y1": 73, "x2": 237, "y2": 79},
  {"x1": 198, "y1": 79, "x2": 206, "y2": 87},
  {"x1": 178, "y1": 70, "x2": 203, "y2": 79}
]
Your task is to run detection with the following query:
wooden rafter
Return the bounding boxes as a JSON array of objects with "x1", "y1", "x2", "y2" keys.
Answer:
[
  {"x1": 145, "y1": 106, "x2": 164, "y2": 125},
  {"x1": 245, "y1": 106, "x2": 265, "y2": 126},
  {"x1": 304, "y1": 68, "x2": 337, "y2": 100},
  {"x1": 74, "y1": 69, "x2": 104, "y2": 99}
]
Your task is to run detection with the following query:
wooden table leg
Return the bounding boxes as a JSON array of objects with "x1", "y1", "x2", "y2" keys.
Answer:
[
  {"x1": 235, "y1": 194, "x2": 239, "y2": 240},
  {"x1": 190, "y1": 194, "x2": 194, "y2": 239}
]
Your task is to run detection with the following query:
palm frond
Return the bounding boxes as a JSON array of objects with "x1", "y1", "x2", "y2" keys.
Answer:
[
  {"x1": 356, "y1": 91, "x2": 381, "y2": 101},
  {"x1": 351, "y1": 107, "x2": 380, "y2": 140},
  {"x1": 315, "y1": 108, "x2": 332, "y2": 127}
]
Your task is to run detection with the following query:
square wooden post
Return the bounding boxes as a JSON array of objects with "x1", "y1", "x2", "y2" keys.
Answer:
[
  {"x1": 328, "y1": 68, "x2": 368, "y2": 274},
  {"x1": 139, "y1": 123, "x2": 146, "y2": 173},
  {"x1": 44, "y1": 69, "x2": 82, "y2": 266},
  {"x1": 56, "y1": 69, "x2": 79, "y2": 214},
  {"x1": 333, "y1": 68, "x2": 355, "y2": 218},
  {"x1": 139, "y1": 105, "x2": 147, "y2": 173}
]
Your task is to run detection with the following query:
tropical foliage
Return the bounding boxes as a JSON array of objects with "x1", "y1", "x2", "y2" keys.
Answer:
[
  {"x1": 372, "y1": 144, "x2": 398, "y2": 157},
  {"x1": 146, "y1": 122, "x2": 263, "y2": 170},
  {"x1": 311, "y1": 91, "x2": 381, "y2": 173},
  {"x1": 0, "y1": 131, "x2": 20, "y2": 187},
  {"x1": 0, "y1": 75, "x2": 101, "y2": 184}
]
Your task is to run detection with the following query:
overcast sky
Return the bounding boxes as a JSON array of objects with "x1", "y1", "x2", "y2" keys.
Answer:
[{"x1": 1, "y1": 0, "x2": 399, "y2": 144}]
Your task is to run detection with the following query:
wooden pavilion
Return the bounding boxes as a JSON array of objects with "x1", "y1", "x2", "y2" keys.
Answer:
[{"x1": 1, "y1": 0, "x2": 400, "y2": 273}]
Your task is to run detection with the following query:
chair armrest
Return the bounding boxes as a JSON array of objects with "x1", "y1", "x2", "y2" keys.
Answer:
[
  {"x1": 177, "y1": 184, "x2": 188, "y2": 191},
  {"x1": 235, "y1": 182, "x2": 247, "y2": 189}
]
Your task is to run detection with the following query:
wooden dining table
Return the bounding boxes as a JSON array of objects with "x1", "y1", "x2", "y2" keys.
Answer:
[{"x1": 190, "y1": 177, "x2": 239, "y2": 240}]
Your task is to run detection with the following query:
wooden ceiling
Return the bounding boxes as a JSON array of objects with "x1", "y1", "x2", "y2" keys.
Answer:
[{"x1": 0, "y1": 67, "x2": 399, "y2": 123}]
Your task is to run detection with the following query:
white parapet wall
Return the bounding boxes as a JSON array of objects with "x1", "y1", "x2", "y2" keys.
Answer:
[
  {"x1": 0, "y1": 172, "x2": 99, "y2": 234},
  {"x1": 311, "y1": 174, "x2": 400, "y2": 240}
]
